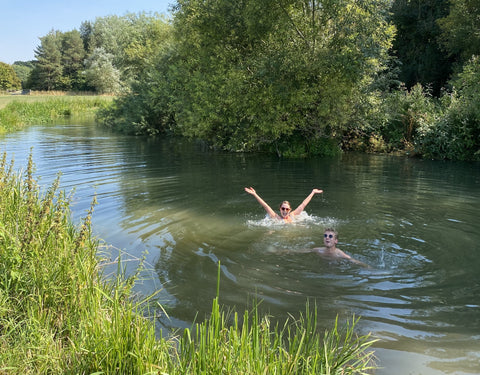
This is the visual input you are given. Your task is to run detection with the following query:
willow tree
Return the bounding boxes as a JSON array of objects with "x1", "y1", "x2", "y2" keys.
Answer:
[
  {"x1": 102, "y1": 0, "x2": 394, "y2": 156},
  {"x1": 164, "y1": 0, "x2": 394, "y2": 155}
]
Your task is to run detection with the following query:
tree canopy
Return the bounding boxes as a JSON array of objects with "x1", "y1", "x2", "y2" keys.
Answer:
[
  {"x1": 438, "y1": 0, "x2": 480, "y2": 62},
  {"x1": 26, "y1": 12, "x2": 169, "y2": 93},
  {"x1": 13, "y1": 1, "x2": 480, "y2": 160},
  {"x1": 100, "y1": 0, "x2": 395, "y2": 156},
  {"x1": 0, "y1": 62, "x2": 21, "y2": 90},
  {"x1": 390, "y1": 0, "x2": 454, "y2": 96}
]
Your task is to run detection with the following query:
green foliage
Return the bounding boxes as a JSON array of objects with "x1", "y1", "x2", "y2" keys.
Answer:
[
  {"x1": 417, "y1": 56, "x2": 480, "y2": 160},
  {"x1": 60, "y1": 30, "x2": 87, "y2": 90},
  {"x1": 0, "y1": 153, "x2": 174, "y2": 373},
  {"x1": 81, "y1": 13, "x2": 171, "y2": 85},
  {"x1": 31, "y1": 30, "x2": 63, "y2": 91},
  {"x1": 84, "y1": 48, "x2": 122, "y2": 94},
  {"x1": 343, "y1": 84, "x2": 441, "y2": 154},
  {"x1": 0, "y1": 62, "x2": 21, "y2": 90},
  {"x1": 0, "y1": 96, "x2": 113, "y2": 133},
  {"x1": 18, "y1": 2, "x2": 480, "y2": 161},
  {"x1": 354, "y1": 59, "x2": 480, "y2": 161},
  {"x1": 28, "y1": 29, "x2": 87, "y2": 91},
  {"x1": 97, "y1": 26, "x2": 176, "y2": 134},
  {"x1": 381, "y1": 84, "x2": 440, "y2": 150},
  {"x1": 12, "y1": 61, "x2": 34, "y2": 88},
  {"x1": 390, "y1": 0, "x2": 453, "y2": 96},
  {"x1": 27, "y1": 13, "x2": 170, "y2": 93},
  {"x1": 179, "y1": 297, "x2": 377, "y2": 374},
  {"x1": 438, "y1": 0, "x2": 480, "y2": 62},
  {"x1": 102, "y1": 0, "x2": 394, "y2": 157}
]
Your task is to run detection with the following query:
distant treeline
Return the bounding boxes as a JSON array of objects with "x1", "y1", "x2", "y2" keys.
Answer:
[
  {"x1": 1, "y1": 12, "x2": 169, "y2": 94},
  {"x1": 1, "y1": 0, "x2": 479, "y2": 160}
]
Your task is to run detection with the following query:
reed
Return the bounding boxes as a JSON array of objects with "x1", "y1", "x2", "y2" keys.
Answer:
[
  {"x1": 0, "y1": 152, "x2": 174, "y2": 374},
  {"x1": 177, "y1": 270, "x2": 377, "y2": 374},
  {"x1": 0, "y1": 96, "x2": 113, "y2": 133},
  {"x1": 0, "y1": 153, "x2": 378, "y2": 374}
]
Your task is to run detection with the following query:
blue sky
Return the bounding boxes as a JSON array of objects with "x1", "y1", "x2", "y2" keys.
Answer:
[{"x1": 0, "y1": 0, "x2": 174, "y2": 64}]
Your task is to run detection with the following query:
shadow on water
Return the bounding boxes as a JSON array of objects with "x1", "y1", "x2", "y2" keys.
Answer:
[{"x1": 1, "y1": 122, "x2": 480, "y2": 374}]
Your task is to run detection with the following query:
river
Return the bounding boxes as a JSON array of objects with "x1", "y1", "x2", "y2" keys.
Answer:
[{"x1": 1, "y1": 121, "x2": 479, "y2": 374}]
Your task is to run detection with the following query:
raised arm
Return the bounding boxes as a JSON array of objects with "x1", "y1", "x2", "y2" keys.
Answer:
[
  {"x1": 244, "y1": 187, "x2": 279, "y2": 219},
  {"x1": 291, "y1": 188, "x2": 323, "y2": 216}
]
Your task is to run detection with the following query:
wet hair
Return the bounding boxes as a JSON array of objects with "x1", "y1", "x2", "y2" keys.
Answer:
[
  {"x1": 279, "y1": 200, "x2": 291, "y2": 209},
  {"x1": 324, "y1": 228, "x2": 338, "y2": 239}
]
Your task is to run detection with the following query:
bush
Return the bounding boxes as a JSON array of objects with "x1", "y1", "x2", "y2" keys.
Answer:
[
  {"x1": 417, "y1": 57, "x2": 480, "y2": 161},
  {"x1": 380, "y1": 84, "x2": 440, "y2": 151}
]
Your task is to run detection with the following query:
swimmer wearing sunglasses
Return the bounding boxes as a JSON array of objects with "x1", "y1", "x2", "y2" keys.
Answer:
[
  {"x1": 244, "y1": 187, "x2": 323, "y2": 223},
  {"x1": 313, "y1": 228, "x2": 369, "y2": 267}
]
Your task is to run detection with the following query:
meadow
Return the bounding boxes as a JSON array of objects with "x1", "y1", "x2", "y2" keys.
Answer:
[{"x1": 0, "y1": 92, "x2": 114, "y2": 133}]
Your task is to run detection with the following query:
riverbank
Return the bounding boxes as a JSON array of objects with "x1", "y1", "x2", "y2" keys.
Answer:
[{"x1": 0, "y1": 94, "x2": 113, "y2": 133}]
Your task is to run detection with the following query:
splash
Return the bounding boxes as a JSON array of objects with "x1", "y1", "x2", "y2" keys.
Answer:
[{"x1": 246, "y1": 212, "x2": 343, "y2": 229}]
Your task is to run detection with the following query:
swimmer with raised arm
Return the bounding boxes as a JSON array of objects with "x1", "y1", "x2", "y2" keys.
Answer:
[
  {"x1": 244, "y1": 187, "x2": 323, "y2": 223},
  {"x1": 314, "y1": 228, "x2": 369, "y2": 267}
]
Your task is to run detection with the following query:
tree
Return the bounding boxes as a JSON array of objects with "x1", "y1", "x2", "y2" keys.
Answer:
[
  {"x1": 438, "y1": 0, "x2": 480, "y2": 62},
  {"x1": 84, "y1": 48, "x2": 121, "y2": 94},
  {"x1": 87, "y1": 13, "x2": 170, "y2": 85},
  {"x1": 161, "y1": 0, "x2": 395, "y2": 155},
  {"x1": 0, "y1": 62, "x2": 21, "y2": 90},
  {"x1": 122, "y1": 13, "x2": 172, "y2": 80},
  {"x1": 390, "y1": 0, "x2": 454, "y2": 96},
  {"x1": 31, "y1": 30, "x2": 63, "y2": 90},
  {"x1": 60, "y1": 30, "x2": 86, "y2": 90},
  {"x1": 12, "y1": 61, "x2": 34, "y2": 88},
  {"x1": 80, "y1": 21, "x2": 96, "y2": 54},
  {"x1": 416, "y1": 56, "x2": 480, "y2": 161}
]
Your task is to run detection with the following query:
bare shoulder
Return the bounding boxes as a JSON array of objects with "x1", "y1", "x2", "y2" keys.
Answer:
[
  {"x1": 334, "y1": 248, "x2": 352, "y2": 260},
  {"x1": 315, "y1": 248, "x2": 370, "y2": 267},
  {"x1": 312, "y1": 247, "x2": 327, "y2": 254},
  {"x1": 313, "y1": 247, "x2": 346, "y2": 258}
]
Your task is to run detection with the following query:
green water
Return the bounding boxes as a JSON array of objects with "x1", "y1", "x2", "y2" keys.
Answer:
[{"x1": 2, "y1": 122, "x2": 479, "y2": 374}]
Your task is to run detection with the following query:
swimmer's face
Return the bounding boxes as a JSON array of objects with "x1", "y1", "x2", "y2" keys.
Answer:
[
  {"x1": 279, "y1": 204, "x2": 291, "y2": 218},
  {"x1": 323, "y1": 231, "x2": 337, "y2": 247}
]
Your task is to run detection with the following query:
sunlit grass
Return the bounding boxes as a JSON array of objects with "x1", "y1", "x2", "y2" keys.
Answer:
[
  {"x1": 0, "y1": 94, "x2": 114, "y2": 133},
  {"x1": 0, "y1": 152, "x2": 172, "y2": 373},
  {"x1": 0, "y1": 153, "x2": 378, "y2": 374},
  {"x1": 179, "y1": 295, "x2": 377, "y2": 374}
]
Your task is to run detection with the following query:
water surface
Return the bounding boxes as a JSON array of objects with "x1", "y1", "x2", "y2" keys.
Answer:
[{"x1": 1, "y1": 122, "x2": 479, "y2": 374}]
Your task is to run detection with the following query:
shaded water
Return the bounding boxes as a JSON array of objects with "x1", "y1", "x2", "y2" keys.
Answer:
[{"x1": 1, "y1": 122, "x2": 480, "y2": 374}]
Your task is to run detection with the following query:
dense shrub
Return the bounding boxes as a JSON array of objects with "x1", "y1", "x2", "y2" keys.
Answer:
[
  {"x1": 380, "y1": 84, "x2": 440, "y2": 151},
  {"x1": 417, "y1": 57, "x2": 480, "y2": 160}
]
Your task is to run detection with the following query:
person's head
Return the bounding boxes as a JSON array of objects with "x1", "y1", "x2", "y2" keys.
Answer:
[
  {"x1": 323, "y1": 228, "x2": 338, "y2": 248},
  {"x1": 279, "y1": 201, "x2": 291, "y2": 218}
]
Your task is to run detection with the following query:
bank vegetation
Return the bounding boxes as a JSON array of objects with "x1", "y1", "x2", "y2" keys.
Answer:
[
  {"x1": 0, "y1": 94, "x2": 113, "y2": 133},
  {"x1": 1, "y1": 1, "x2": 479, "y2": 160}
]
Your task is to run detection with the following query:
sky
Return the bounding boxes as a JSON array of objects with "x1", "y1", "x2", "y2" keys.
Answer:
[{"x1": 0, "y1": 0, "x2": 174, "y2": 64}]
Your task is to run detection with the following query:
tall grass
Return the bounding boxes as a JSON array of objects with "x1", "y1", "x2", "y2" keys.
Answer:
[
  {"x1": 0, "y1": 96, "x2": 113, "y2": 133},
  {"x1": 177, "y1": 268, "x2": 377, "y2": 374},
  {"x1": 0, "y1": 152, "x2": 173, "y2": 373},
  {"x1": 0, "y1": 153, "x2": 378, "y2": 374}
]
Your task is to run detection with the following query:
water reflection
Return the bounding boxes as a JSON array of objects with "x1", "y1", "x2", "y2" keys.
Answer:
[{"x1": 1, "y1": 122, "x2": 480, "y2": 374}]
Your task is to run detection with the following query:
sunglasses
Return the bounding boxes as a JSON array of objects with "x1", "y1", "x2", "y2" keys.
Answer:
[
  {"x1": 324, "y1": 234, "x2": 334, "y2": 238},
  {"x1": 280, "y1": 207, "x2": 291, "y2": 211}
]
